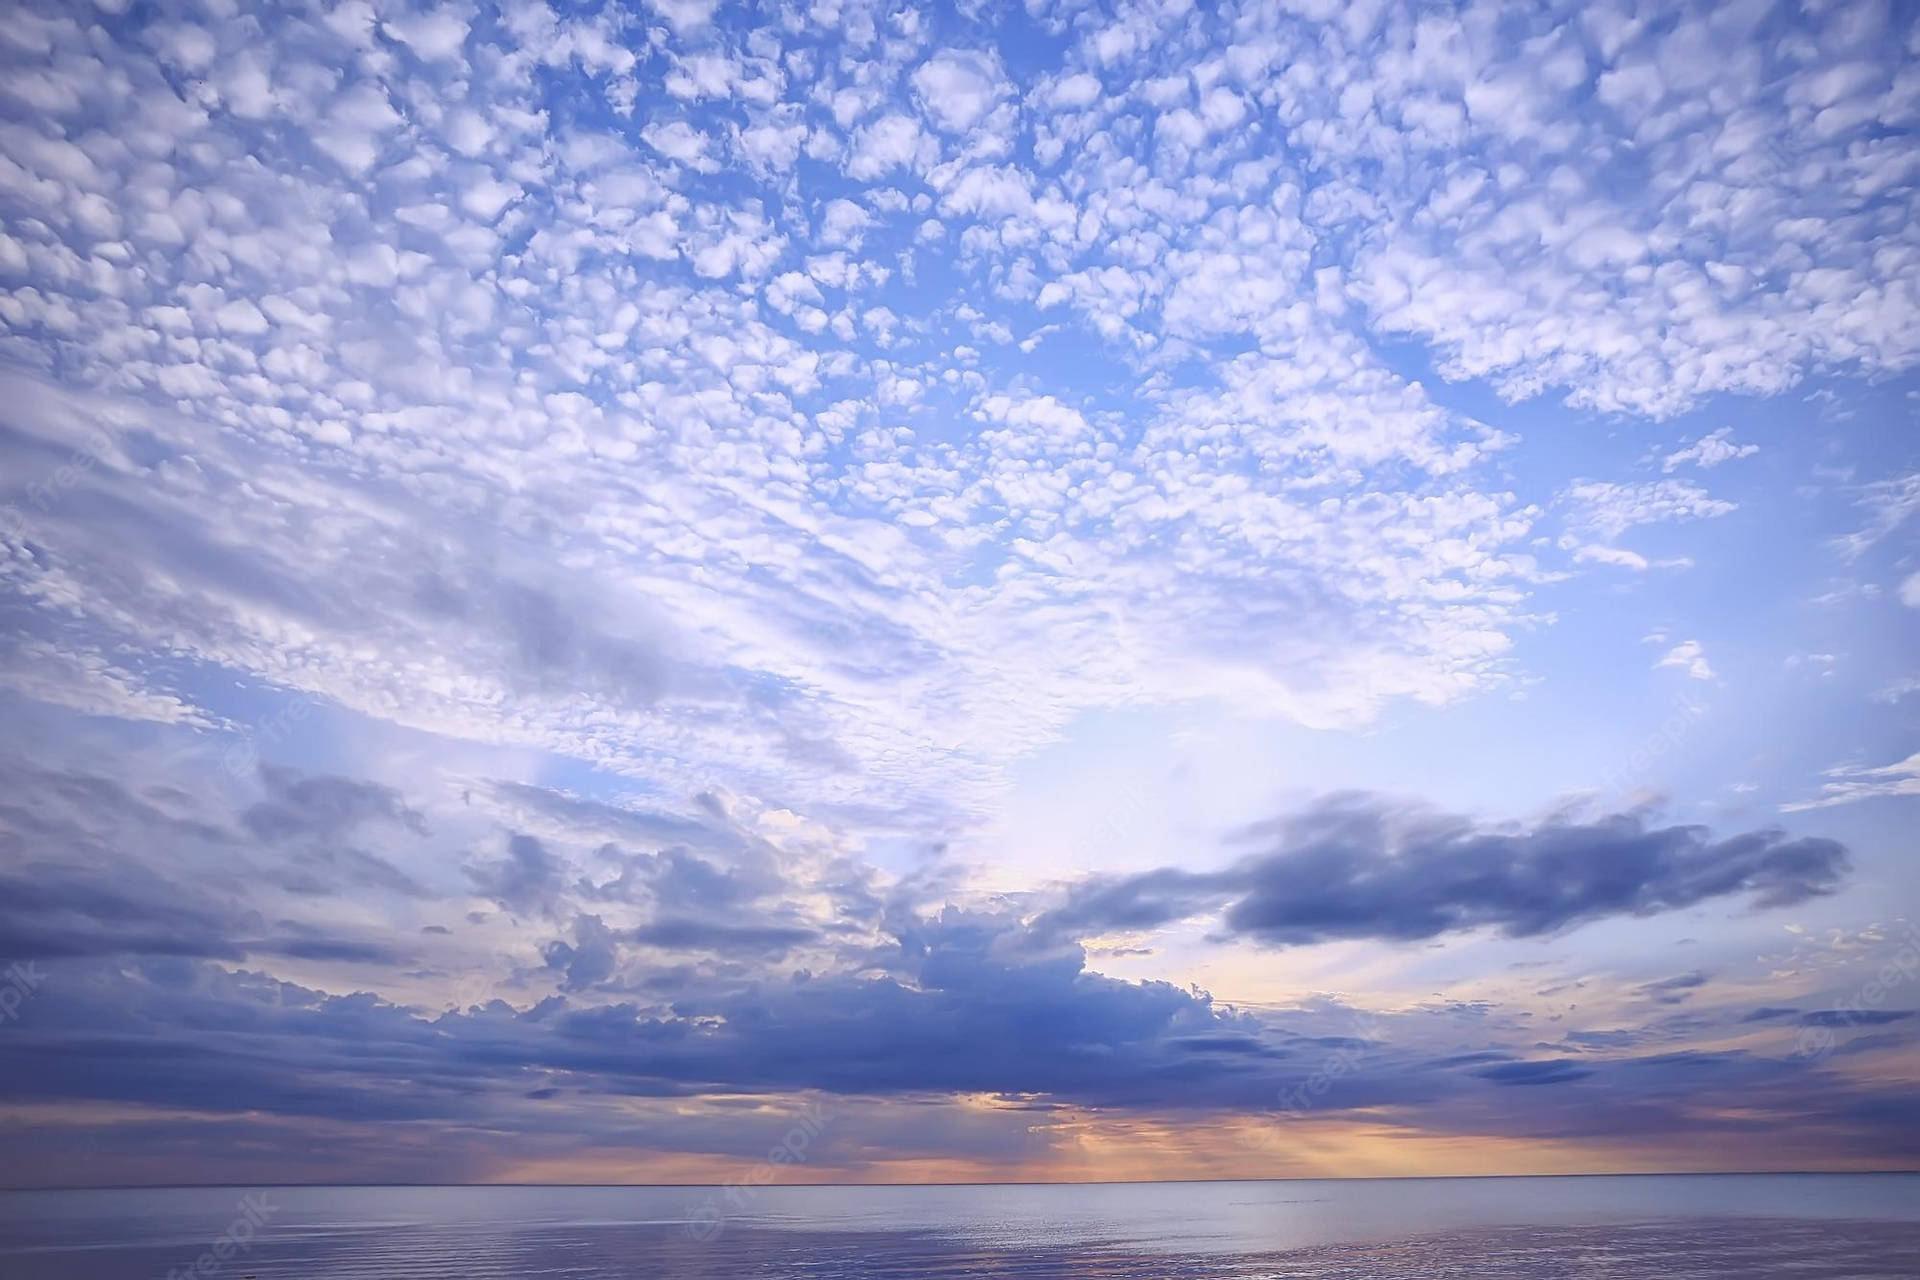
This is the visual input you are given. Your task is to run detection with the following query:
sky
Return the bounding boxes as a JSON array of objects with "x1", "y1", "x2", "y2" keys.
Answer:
[{"x1": 0, "y1": 0, "x2": 1916, "y2": 1188}]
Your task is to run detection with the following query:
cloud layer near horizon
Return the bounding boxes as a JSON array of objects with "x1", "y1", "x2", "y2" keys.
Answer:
[{"x1": 1, "y1": 749, "x2": 1912, "y2": 1183}]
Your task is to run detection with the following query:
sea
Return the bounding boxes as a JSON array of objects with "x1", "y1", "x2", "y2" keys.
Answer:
[{"x1": 2, "y1": 1174, "x2": 1917, "y2": 1278}]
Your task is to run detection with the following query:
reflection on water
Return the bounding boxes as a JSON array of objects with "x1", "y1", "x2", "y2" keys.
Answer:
[{"x1": 3, "y1": 1177, "x2": 1918, "y2": 1279}]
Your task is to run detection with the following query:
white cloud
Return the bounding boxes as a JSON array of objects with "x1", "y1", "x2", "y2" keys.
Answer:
[
  {"x1": 1873, "y1": 677, "x2": 1920, "y2": 704},
  {"x1": 0, "y1": 0, "x2": 1905, "y2": 862},
  {"x1": 0, "y1": 638, "x2": 225, "y2": 729},
  {"x1": 911, "y1": 50, "x2": 1005, "y2": 134},
  {"x1": 1656, "y1": 640, "x2": 1716, "y2": 682},
  {"x1": 1046, "y1": 72, "x2": 1103, "y2": 110},
  {"x1": 640, "y1": 120, "x2": 719, "y2": 171},
  {"x1": 1571, "y1": 544, "x2": 1652, "y2": 571},
  {"x1": 847, "y1": 113, "x2": 931, "y2": 179},
  {"x1": 1782, "y1": 752, "x2": 1920, "y2": 811},
  {"x1": 1835, "y1": 472, "x2": 1920, "y2": 559},
  {"x1": 214, "y1": 298, "x2": 270, "y2": 336},
  {"x1": 458, "y1": 174, "x2": 522, "y2": 223},
  {"x1": 1557, "y1": 478, "x2": 1733, "y2": 569},
  {"x1": 1563, "y1": 479, "x2": 1736, "y2": 541},
  {"x1": 383, "y1": 10, "x2": 470, "y2": 62},
  {"x1": 1663, "y1": 428, "x2": 1757, "y2": 472},
  {"x1": 311, "y1": 83, "x2": 404, "y2": 175},
  {"x1": 644, "y1": 0, "x2": 719, "y2": 34}
]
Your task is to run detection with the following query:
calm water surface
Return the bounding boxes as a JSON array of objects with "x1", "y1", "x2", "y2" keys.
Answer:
[{"x1": 2, "y1": 1175, "x2": 1917, "y2": 1278}]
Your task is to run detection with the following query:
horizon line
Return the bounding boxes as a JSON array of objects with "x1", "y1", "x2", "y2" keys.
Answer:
[{"x1": 8, "y1": 1168, "x2": 1919, "y2": 1193}]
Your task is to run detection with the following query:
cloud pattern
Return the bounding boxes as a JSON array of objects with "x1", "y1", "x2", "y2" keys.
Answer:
[{"x1": 0, "y1": 0, "x2": 1917, "y2": 1184}]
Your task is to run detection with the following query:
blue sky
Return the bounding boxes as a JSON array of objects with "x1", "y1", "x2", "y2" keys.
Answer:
[{"x1": 0, "y1": 0, "x2": 1916, "y2": 1185}]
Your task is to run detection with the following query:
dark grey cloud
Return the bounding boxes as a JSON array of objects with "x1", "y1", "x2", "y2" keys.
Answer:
[
  {"x1": 583, "y1": 845, "x2": 772, "y2": 913},
  {"x1": 0, "y1": 751, "x2": 1900, "y2": 1184},
  {"x1": 7, "y1": 930, "x2": 1914, "y2": 1178},
  {"x1": 260, "y1": 920, "x2": 417, "y2": 966},
  {"x1": 1831, "y1": 1032, "x2": 1913, "y2": 1057},
  {"x1": 408, "y1": 565, "x2": 680, "y2": 711},
  {"x1": 543, "y1": 912, "x2": 621, "y2": 993},
  {"x1": 484, "y1": 783, "x2": 810, "y2": 928},
  {"x1": 242, "y1": 766, "x2": 427, "y2": 841},
  {"x1": 630, "y1": 916, "x2": 819, "y2": 955},
  {"x1": 1741, "y1": 1006, "x2": 1799, "y2": 1022},
  {"x1": 487, "y1": 781, "x2": 753, "y2": 858},
  {"x1": 1042, "y1": 796, "x2": 1849, "y2": 948},
  {"x1": 1801, "y1": 1009, "x2": 1913, "y2": 1027},
  {"x1": 4, "y1": 897, "x2": 1918, "y2": 1188},
  {"x1": 465, "y1": 833, "x2": 568, "y2": 917},
  {"x1": 1474, "y1": 1059, "x2": 1594, "y2": 1086},
  {"x1": 0, "y1": 861, "x2": 414, "y2": 967},
  {"x1": 1167, "y1": 1033, "x2": 1274, "y2": 1055},
  {"x1": 243, "y1": 765, "x2": 432, "y2": 898},
  {"x1": 0, "y1": 756, "x2": 419, "y2": 966},
  {"x1": 0, "y1": 756, "x2": 245, "y2": 962},
  {"x1": 630, "y1": 849, "x2": 754, "y2": 911},
  {"x1": 1429, "y1": 1051, "x2": 1515, "y2": 1068},
  {"x1": 0, "y1": 906, "x2": 1278, "y2": 1123},
  {"x1": 0, "y1": 865, "x2": 245, "y2": 962},
  {"x1": 1636, "y1": 970, "x2": 1711, "y2": 1004}
]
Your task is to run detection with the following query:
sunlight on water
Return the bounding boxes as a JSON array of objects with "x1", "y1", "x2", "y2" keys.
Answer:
[{"x1": 3, "y1": 1176, "x2": 1919, "y2": 1279}]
